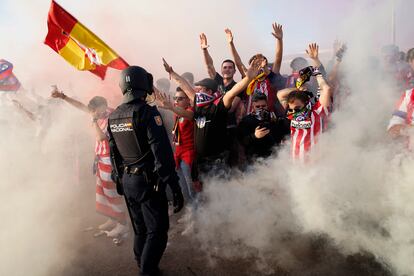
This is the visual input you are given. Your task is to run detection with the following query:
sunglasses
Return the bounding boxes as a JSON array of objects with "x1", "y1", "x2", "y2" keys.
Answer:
[
  {"x1": 173, "y1": 96, "x2": 186, "y2": 101},
  {"x1": 287, "y1": 107, "x2": 304, "y2": 113}
]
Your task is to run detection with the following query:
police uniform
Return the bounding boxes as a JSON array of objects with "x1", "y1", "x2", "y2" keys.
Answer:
[{"x1": 108, "y1": 66, "x2": 184, "y2": 276}]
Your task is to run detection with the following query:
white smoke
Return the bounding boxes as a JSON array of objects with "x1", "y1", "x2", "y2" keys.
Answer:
[
  {"x1": 0, "y1": 93, "x2": 96, "y2": 276},
  {"x1": 190, "y1": 1, "x2": 414, "y2": 275}
]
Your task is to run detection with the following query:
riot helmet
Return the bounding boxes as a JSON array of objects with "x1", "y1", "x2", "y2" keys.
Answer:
[{"x1": 119, "y1": 66, "x2": 154, "y2": 103}]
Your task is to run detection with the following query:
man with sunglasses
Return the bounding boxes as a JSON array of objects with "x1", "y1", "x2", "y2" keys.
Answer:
[
  {"x1": 155, "y1": 87, "x2": 196, "y2": 201},
  {"x1": 162, "y1": 57, "x2": 263, "y2": 182},
  {"x1": 238, "y1": 93, "x2": 290, "y2": 162},
  {"x1": 277, "y1": 44, "x2": 333, "y2": 161}
]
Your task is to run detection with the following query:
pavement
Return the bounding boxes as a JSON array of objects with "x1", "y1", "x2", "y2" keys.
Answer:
[{"x1": 48, "y1": 188, "x2": 394, "y2": 276}]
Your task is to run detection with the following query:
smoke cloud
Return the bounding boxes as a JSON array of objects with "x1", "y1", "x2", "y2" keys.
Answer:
[{"x1": 188, "y1": 1, "x2": 414, "y2": 275}]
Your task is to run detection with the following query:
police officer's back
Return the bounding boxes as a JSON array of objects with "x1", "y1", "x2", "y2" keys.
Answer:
[{"x1": 108, "y1": 66, "x2": 184, "y2": 276}]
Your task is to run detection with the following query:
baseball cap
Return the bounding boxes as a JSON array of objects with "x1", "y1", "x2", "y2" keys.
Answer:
[{"x1": 194, "y1": 78, "x2": 218, "y2": 92}]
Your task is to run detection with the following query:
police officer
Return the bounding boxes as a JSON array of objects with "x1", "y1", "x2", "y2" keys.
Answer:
[{"x1": 108, "y1": 66, "x2": 184, "y2": 276}]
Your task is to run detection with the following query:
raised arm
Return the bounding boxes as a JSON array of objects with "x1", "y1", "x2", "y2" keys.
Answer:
[
  {"x1": 12, "y1": 100, "x2": 36, "y2": 121},
  {"x1": 271, "y1": 22, "x2": 284, "y2": 74},
  {"x1": 306, "y1": 43, "x2": 322, "y2": 68},
  {"x1": 154, "y1": 88, "x2": 194, "y2": 120},
  {"x1": 92, "y1": 119, "x2": 108, "y2": 141},
  {"x1": 223, "y1": 57, "x2": 262, "y2": 108},
  {"x1": 328, "y1": 60, "x2": 341, "y2": 88},
  {"x1": 163, "y1": 58, "x2": 196, "y2": 101},
  {"x1": 306, "y1": 43, "x2": 332, "y2": 107},
  {"x1": 328, "y1": 41, "x2": 347, "y2": 86},
  {"x1": 277, "y1": 88, "x2": 297, "y2": 109},
  {"x1": 199, "y1": 33, "x2": 217, "y2": 79},
  {"x1": 225, "y1": 28, "x2": 247, "y2": 78},
  {"x1": 315, "y1": 74, "x2": 332, "y2": 108},
  {"x1": 50, "y1": 86, "x2": 89, "y2": 113}
]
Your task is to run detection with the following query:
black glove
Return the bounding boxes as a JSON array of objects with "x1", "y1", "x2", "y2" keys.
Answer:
[
  {"x1": 111, "y1": 171, "x2": 124, "y2": 195},
  {"x1": 172, "y1": 189, "x2": 184, "y2": 213},
  {"x1": 311, "y1": 66, "x2": 322, "y2": 76}
]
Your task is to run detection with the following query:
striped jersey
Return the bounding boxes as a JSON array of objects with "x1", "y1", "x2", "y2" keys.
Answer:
[
  {"x1": 290, "y1": 101, "x2": 329, "y2": 160},
  {"x1": 95, "y1": 108, "x2": 113, "y2": 156},
  {"x1": 388, "y1": 88, "x2": 414, "y2": 129}
]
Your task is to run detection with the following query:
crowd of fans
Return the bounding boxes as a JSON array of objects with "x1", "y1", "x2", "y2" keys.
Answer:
[
  {"x1": 149, "y1": 23, "x2": 414, "y2": 206},
  {"x1": 7, "y1": 22, "x2": 414, "y2": 244}
]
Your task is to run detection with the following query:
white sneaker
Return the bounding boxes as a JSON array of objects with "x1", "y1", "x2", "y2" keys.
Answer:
[
  {"x1": 177, "y1": 207, "x2": 193, "y2": 224},
  {"x1": 177, "y1": 216, "x2": 188, "y2": 224},
  {"x1": 98, "y1": 219, "x2": 116, "y2": 231},
  {"x1": 181, "y1": 220, "x2": 194, "y2": 236},
  {"x1": 113, "y1": 232, "x2": 129, "y2": 246},
  {"x1": 106, "y1": 223, "x2": 129, "y2": 238}
]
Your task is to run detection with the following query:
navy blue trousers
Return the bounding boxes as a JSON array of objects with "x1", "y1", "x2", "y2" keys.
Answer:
[{"x1": 122, "y1": 173, "x2": 169, "y2": 276}]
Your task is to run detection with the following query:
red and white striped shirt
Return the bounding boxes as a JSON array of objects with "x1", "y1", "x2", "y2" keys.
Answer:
[
  {"x1": 290, "y1": 101, "x2": 329, "y2": 160},
  {"x1": 387, "y1": 88, "x2": 414, "y2": 150},
  {"x1": 388, "y1": 88, "x2": 414, "y2": 129},
  {"x1": 95, "y1": 108, "x2": 113, "y2": 157}
]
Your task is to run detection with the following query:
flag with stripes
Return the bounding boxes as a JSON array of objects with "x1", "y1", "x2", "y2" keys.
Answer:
[{"x1": 44, "y1": 0, "x2": 129, "y2": 80}]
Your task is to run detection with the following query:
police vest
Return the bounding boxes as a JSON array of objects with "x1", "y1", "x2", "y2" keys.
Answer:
[{"x1": 108, "y1": 102, "x2": 151, "y2": 166}]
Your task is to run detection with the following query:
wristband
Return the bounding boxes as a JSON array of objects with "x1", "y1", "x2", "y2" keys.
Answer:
[{"x1": 312, "y1": 66, "x2": 322, "y2": 76}]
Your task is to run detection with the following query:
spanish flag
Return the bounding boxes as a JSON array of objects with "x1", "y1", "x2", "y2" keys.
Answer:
[{"x1": 44, "y1": 0, "x2": 129, "y2": 79}]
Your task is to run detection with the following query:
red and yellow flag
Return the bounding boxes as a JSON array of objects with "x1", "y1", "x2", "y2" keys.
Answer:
[{"x1": 44, "y1": 0, "x2": 129, "y2": 79}]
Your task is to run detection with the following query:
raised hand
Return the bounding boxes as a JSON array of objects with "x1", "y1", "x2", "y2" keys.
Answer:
[
  {"x1": 199, "y1": 33, "x2": 209, "y2": 49},
  {"x1": 11, "y1": 99, "x2": 23, "y2": 109},
  {"x1": 50, "y1": 85, "x2": 65, "y2": 99},
  {"x1": 224, "y1": 28, "x2": 234, "y2": 43},
  {"x1": 333, "y1": 39, "x2": 341, "y2": 55},
  {"x1": 154, "y1": 87, "x2": 173, "y2": 110},
  {"x1": 162, "y1": 58, "x2": 174, "y2": 75},
  {"x1": 246, "y1": 56, "x2": 264, "y2": 80},
  {"x1": 271, "y1": 22, "x2": 283, "y2": 40},
  {"x1": 335, "y1": 41, "x2": 347, "y2": 62},
  {"x1": 306, "y1": 43, "x2": 319, "y2": 60},
  {"x1": 260, "y1": 56, "x2": 267, "y2": 69}
]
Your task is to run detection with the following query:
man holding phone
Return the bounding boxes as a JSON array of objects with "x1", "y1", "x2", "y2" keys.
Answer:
[{"x1": 237, "y1": 93, "x2": 290, "y2": 162}]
